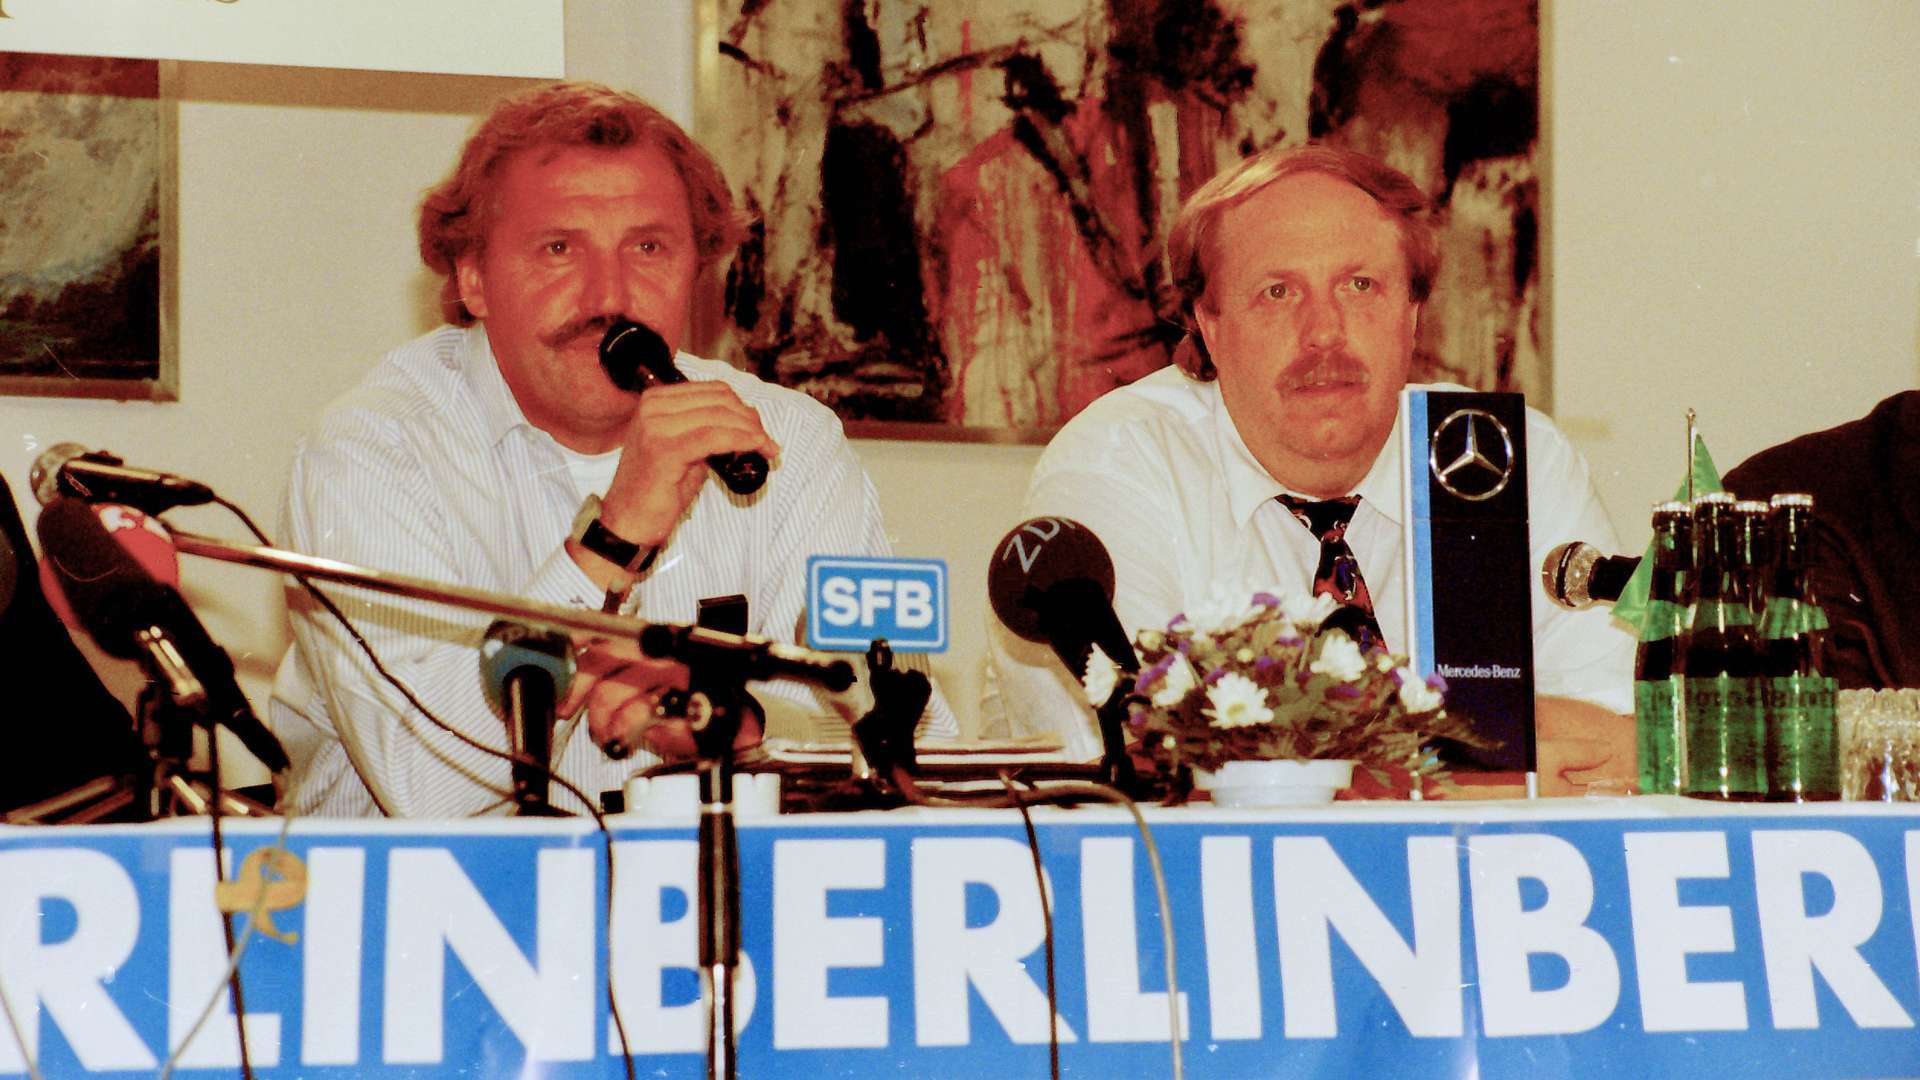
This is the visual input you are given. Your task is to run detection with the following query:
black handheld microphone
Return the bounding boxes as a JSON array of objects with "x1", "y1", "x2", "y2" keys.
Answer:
[
  {"x1": 480, "y1": 620, "x2": 576, "y2": 816},
  {"x1": 30, "y1": 443, "x2": 216, "y2": 514},
  {"x1": 598, "y1": 321, "x2": 770, "y2": 496},
  {"x1": 36, "y1": 498, "x2": 290, "y2": 774},
  {"x1": 1541, "y1": 541, "x2": 1642, "y2": 610}
]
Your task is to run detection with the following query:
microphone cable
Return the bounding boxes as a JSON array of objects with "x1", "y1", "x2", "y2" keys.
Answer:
[
  {"x1": 158, "y1": 804, "x2": 297, "y2": 1080},
  {"x1": 209, "y1": 494, "x2": 639, "y2": 1080},
  {"x1": 885, "y1": 763, "x2": 1182, "y2": 1080},
  {"x1": 1000, "y1": 774, "x2": 1062, "y2": 1080}
]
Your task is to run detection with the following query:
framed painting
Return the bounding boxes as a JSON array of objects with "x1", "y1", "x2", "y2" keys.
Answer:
[
  {"x1": 0, "y1": 52, "x2": 177, "y2": 401},
  {"x1": 695, "y1": 0, "x2": 1541, "y2": 441}
]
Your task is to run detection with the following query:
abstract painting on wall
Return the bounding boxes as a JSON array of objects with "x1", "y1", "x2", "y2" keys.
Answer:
[
  {"x1": 698, "y1": 0, "x2": 1540, "y2": 440},
  {"x1": 0, "y1": 52, "x2": 176, "y2": 400}
]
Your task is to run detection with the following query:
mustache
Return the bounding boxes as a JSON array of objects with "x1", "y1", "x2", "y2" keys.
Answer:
[
  {"x1": 540, "y1": 313, "x2": 624, "y2": 350},
  {"x1": 1280, "y1": 351, "x2": 1368, "y2": 388}
]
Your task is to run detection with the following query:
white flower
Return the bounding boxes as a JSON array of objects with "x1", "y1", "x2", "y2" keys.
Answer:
[
  {"x1": 1183, "y1": 589, "x2": 1247, "y2": 635},
  {"x1": 1309, "y1": 631, "x2": 1367, "y2": 682},
  {"x1": 1282, "y1": 592, "x2": 1339, "y2": 631},
  {"x1": 1082, "y1": 648, "x2": 1120, "y2": 706},
  {"x1": 1203, "y1": 672, "x2": 1274, "y2": 729},
  {"x1": 1150, "y1": 654, "x2": 1199, "y2": 706},
  {"x1": 1137, "y1": 629, "x2": 1165, "y2": 652},
  {"x1": 1395, "y1": 668, "x2": 1444, "y2": 713}
]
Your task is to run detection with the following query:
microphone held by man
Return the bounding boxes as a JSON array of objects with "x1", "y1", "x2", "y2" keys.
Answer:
[{"x1": 599, "y1": 320, "x2": 769, "y2": 495}]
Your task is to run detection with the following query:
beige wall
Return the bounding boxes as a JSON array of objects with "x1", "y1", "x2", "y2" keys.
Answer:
[{"x1": 4, "y1": 1, "x2": 1915, "y2": 785}]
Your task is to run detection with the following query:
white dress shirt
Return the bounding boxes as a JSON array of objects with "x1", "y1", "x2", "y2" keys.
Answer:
[
  {"x1": 270, "y1": 325, "x2": 954, "y2": 817},
  {"x1": 987, "y1": 366, "x2": 1635, "y2": 761}
]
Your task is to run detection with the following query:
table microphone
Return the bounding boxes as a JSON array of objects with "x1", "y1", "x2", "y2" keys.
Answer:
[
  {"x1": 598, "y1": 320, "x2": 769, "y2": 495},
  {"x1": 36, "y1": 498, "x2": 290, "y2": 773},
  {"x1": 480, "y1": 621, "x2": 576, "y2": 816},
  {"x1": 988, "y1": 516, "x2": 1138, "y2": 678},
  {"x1": 1542, "y1": 541, "x2": 1642, "y2": 610},
  {"x1": 30, "y1": 443, "x2": 215, "y2": 513},
  {"x1": 989, "y1": 516, "x2": 1140, "y2": 790}
]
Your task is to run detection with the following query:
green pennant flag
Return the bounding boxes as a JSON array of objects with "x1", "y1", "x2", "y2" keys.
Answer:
[{"x1": 1609, "y1": 435, "x2": 1724, "y2": 630}]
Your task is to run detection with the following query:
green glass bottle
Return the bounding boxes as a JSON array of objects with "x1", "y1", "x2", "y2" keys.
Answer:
[
  {"x1": 1635, "y1": 502, "x2": 1693, "y2": 795},
  {"x1": 1683, "y1": 494, "x2": 1765, "y2": 800},
  {"x1": 1760, "y1": 493, "x2": 1839, "y2": 801}
]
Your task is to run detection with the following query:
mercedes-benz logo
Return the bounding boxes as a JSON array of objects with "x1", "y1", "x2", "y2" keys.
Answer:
[{"x1": 1429, "y1": 408, "x2": 1515, "y2": 502}]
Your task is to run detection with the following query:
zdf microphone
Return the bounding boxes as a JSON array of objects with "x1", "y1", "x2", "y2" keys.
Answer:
[
  {"x1": 598, "y1": 320, "x2": 769, "y2": 496},
  {"x1": 30, "y1": 443, "x2": 215, "y2": 514},
  {"x1": 988, "y1": 516, "x2": 1138, "y2": 678}
]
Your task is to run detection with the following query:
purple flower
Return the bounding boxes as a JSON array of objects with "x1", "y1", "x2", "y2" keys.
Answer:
[
  {"x1": 1251, "y1": 591, "x2": 1283, "y2": 608},
  {"x1": 1253, "y1": 655, "x2": 1277, "y2": 672},
  {"x1": 1427, "y1": 673, "x2": 1449, "y2": 693},
  {"x1": 1140, "y1": 653, "x2": 1176, "y2": 688},
  {"x1": 1203, "y1": 668, "x2": 1228, "y2": 685},
  {"x1": 1327, "y1": 684, "x2": 1364, "y2": 700}
]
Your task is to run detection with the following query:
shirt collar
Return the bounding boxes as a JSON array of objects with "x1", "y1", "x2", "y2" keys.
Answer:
[
  {"x1": 458, "y1": 324, "x2": 552, "y2": 452},
  {"x1": 1212, "y1": 381, "x2": 1407, "y2": 528}
]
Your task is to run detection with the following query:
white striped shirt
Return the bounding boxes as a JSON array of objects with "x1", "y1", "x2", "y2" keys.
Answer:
[{"x1": 269, "y1": 325, "x2": 955, "y2": 817}]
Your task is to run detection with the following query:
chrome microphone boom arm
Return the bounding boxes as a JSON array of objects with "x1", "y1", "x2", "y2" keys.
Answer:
[{"x1": 168, "y1": 531, "x2": 854, "y2": 689}]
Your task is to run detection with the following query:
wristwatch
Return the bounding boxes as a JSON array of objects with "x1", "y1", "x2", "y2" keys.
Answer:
[{"x1": 570, "y1": 494, "x2": 658, "y2": 575}]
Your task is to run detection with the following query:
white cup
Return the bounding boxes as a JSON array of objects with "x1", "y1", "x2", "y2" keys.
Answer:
[{"x1": 624, "y1": 771, "x2": 781, "y2": 818}]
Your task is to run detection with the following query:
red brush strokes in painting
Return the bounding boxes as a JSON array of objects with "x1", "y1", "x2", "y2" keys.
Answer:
[
  {"x1": 932, "y1": 98, "x2": 1171, "y2": 429},
  {"x1": 0, "y1": 52, "x2": 157, "y2": 98}
]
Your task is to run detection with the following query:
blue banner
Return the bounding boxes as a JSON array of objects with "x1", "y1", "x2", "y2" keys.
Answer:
[{"x1": 4, "y1": 801, "x2": 1920, "y2": 1077}]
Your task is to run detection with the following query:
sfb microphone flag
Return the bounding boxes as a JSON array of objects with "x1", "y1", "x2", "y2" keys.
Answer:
[
  {"x1": 806, "y1": 556, "x2": 948, "y2": 652},
  {"x1": 1609, "y1": 434, "x2": 1725, "y2": 630}
]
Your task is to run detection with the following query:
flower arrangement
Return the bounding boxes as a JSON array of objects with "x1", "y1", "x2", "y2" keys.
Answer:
[{"x1": 1085, "y1": 590, "x2": 1488, "y2": 780}]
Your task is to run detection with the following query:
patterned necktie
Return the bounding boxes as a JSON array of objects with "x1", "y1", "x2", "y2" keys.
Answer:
[{"x1": 1275, "y1": 494, "x2": 1385, "y2": 652}]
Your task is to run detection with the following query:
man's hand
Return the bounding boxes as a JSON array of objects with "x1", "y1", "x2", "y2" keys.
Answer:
[
  {"x1": 566, "y1": 637, "x2": 761, "y2": 761},
  {"x1": 1534, "y1": 695, "x2": 1635, "y2": 795},
  {"x1": 1435, "y1": 695, "x2": 1636, "y2": 799}
]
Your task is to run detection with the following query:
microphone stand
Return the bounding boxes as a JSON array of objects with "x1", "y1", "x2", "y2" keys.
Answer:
[
  {"x1": 167, "y1": 530, "x2": 853, "y2": 1078},
  {"x1": 503, "y1": 665, "x2": 562, "y2": 817},
  {"x1": 5, "y1": 626, "x2": 274, "y2": 824},
  {"x1": 166, "y1": 531, "x2": 852, "y2": 686},
  {"x1": 674, "y1": 649, "x2": 760, "y2": 1080}
]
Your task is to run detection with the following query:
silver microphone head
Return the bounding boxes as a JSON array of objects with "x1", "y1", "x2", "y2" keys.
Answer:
[
  {"x1": 1542, "y1": 540, "x2": 1602, "y2": 610},
  {"x1": 28, "y1": 442, "x2": 89, "y2": 507}
]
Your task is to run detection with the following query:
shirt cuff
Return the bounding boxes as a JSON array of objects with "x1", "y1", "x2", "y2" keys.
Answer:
[{"x1": 527, "y1": 543, "x2": 609, "y2": 611}]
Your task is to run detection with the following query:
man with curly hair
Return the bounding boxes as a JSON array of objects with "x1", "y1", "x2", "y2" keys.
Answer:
[{"x1": 270, "y1": 82, "x2": 951, "y2": 817}]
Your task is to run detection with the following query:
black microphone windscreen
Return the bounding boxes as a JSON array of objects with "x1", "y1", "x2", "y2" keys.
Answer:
[
  {"x1": 598, "y1": 320, "x2": 674, "y2": 392},
  {"x1": 988, "y1": 517, "x2": 1116, "y2": 645},
  {"x1": 1588, "y1": 554, "x2": 1642, "y2": 605}
]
